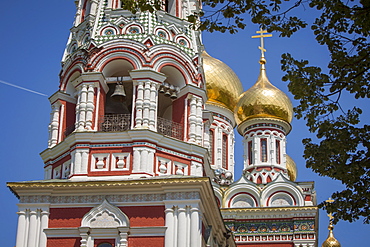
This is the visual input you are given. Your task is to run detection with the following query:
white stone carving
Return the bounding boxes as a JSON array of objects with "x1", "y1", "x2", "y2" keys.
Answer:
[
  {"x1": 90, "y1": 211, "x2": 120, "y2": 227},
  {"x1": 174, "y1": 161, "x2": 187, "y2": 175},
  {"x1": 111, "y1": 153, "x2": 130, "y2": 171},
  {"x1": 82, "y1": 199, "x2": 129, "y2": 228},
  {"x1": 62, "y1": 161, "x2": 71, "y2": 178},
  {"x1": 157, "y1": 157, "x2": 171, "y2": 175},
  {"x1": 53, "y1": 165, "x2": 62, "y2": 179},
  {"x1": 91, "y1": 153, "x2": 110, "y2": 171}
]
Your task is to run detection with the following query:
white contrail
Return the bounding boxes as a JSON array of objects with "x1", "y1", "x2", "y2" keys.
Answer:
[{"x1": 0, "y1": 80, "x2": 48, "y2": 97}]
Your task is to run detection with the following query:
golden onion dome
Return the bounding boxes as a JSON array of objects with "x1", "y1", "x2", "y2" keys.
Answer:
[
  {"x1": 202, "y1": 51, "x2": 244, "y2": 111},
  {"x1": 286, "y1": 155, "x2": 297, "y2": 182},
  {"x1": 322, "y1": 223, "x2": 341, "y2": 247},
  {"x1": 234, "y1": 60, "x2": 293, "y2": 125}
]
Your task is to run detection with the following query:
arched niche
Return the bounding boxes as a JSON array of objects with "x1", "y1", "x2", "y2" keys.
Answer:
[
  {"x1": 269, "y1": 192, "x2": 295, "y2": 207},
  {"x1": 102, "y1": 59, "x2": 135, "y2": 117},
  {"x1": 65, "y1": 71, "x2": 81, "y2": 96},
  {"x1": 157, "y1": 65, "x2": 186, "y2": 122},
  {"x1": 230, "y1": 193, "x2": 257, "y2": 208},
  {"x1": 261, "y1": 178, "x2": 305, "y2": 207},
  {"x1": 102, "y1": 59, "x2": 134, "y2": 77},
  {"x1": 160, "y1": 65, "x2": 186, "y2": 88}
]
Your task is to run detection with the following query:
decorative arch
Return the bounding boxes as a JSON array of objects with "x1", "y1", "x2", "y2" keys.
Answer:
[
  {"x1": 223, "y1": 177, "x2": 260, "y2": 207},
  {"x1": 229, "y1": 192, "x2": 258, "y2": 208},
  {"x1": 174, "y1": 35, "x2": 192, "y2": 49},
  {"x1": 101, "y1": 27, "x2": 118, "y2": 36},
  {"x1": 64, "y1": 70, "x2": 82, "y2": 95},
  {"x1": 123, "y1": 24, "x2": 145, "y2": 35},
  {"x1": 268, "y1": 191, "x2": 295, "y2": 207},
  {"x1": 79, "y1": 200, "x2": 130, "y2": 247},
  {"x1": 150, "y1": 48, "x2": 196, "y2": 84},
  {"x1": 154, "y1": 27, "x2": 171, "y2": 41},
  {"x1": 159, "y1": 65, "x2": 186, "y2": 88},
  {"x1": 90, "y1": 42, "x2": 145, "y2": 71},
  {"x1": 101, "y1": 58, "x2": 135, "y2": 77},
  {"x1": 261, "y1": 176, "x2": 305, "y2": 207},
  {"x1": 82, "y1": 199, "x2": 129, "y2": 228},
  {"x1": 60, "y1": 63, "x2": 85, "y2": 91}
]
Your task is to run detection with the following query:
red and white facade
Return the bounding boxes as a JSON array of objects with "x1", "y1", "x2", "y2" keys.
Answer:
[{"x1": 8, "y1": 0, "x2": 318, "y2": 247}]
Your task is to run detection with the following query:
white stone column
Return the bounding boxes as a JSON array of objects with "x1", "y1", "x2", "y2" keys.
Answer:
[
  {"x1": 44, "y1": 166, "x2": 52, "y2": 180},
  {"x1": 147, "y1": 148, "x2": 155, "y2": 174},
  {"x1": 130, "y1": 70, "x2": 166, "y2": 130},
  {"x1": 228, "y1": 131, "x2": 235, "y2": 174},
  {"x1": 195, "y1": 97, "x2": 203, "y2": 145},
  {"x1": 134, "y1": 81, "x2": 144, "y2": 128},
  {"x1": 132, "y1": 148, "x2": 141, "y2": 172},
  {"x1": 48, "y1": 102, "x2": 61, "y2": 148},
  {"x1": 190, "y1": 161, "x2": 202, "y2": 177},
  {"x1": 140, "y1": 148, "x2": 148, "y2": 171},
  {"x1": 203, "y1": 122, "x2": 210, "y2": 149},
  {"x1": 81, "y1": 149, "x2": 89, "y2": 174},
  {"x1": 39, "y1": 210, "x2": 49, "y2": 247},
  {"x1": 142, "y1": 81, "x2": 151, "y2": 129},
  {"x1": 188, "y1": 96, "x2": 197, "y2": 143},
  {"x1": 74, "y1": 150, "x2": 82, "y2": 174},
  {"x1": 85, "y1": 84, "x2": 95, "y2": 130},
  {"x1": 149, "y1": 82, "x2": 159, "y2": 131},
  {"x1": 164, "y1": 207, "x2": 175, "y2": 247},
  {"x1": 27, "y1": 210, "x2": 38, "y2": 246},
  {"x1": 76, "y1": 84, "x2": 88, "y2": 131},
  {"x1": 177, "y1": 207, "x2": 187, "y2": 247},
  {"x1": 15, "y1": 210, "x2": 27, "y2": 247},
  {"x1": 118, "y1": 227, "x2": 129, "y2": 247},
  {"x1": 79, "y1": 227, "x2": 90, "y2": 247},
  {"x1": 215, "y1": 126, "x2": 222, "y2": 168},
  {"x1": 190, "y1": 207, "x2": 201, "y2": 246}
]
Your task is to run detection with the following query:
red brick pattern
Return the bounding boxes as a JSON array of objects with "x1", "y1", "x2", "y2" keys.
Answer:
[
  {"x1": 128, "y1": 236, "x2": 164, "y2": 246},
  {"x1": 47, "y1": 237, "x2": 80, "y2": 247}
]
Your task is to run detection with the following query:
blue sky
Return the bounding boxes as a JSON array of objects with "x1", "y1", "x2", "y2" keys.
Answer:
[{"x1": 1, "y1": 0, "x2": 369, "y2": 245}]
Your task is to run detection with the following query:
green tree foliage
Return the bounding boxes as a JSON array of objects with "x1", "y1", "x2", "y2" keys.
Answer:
[{"x1": 121, "y1": 0, "x2": 370, "y2": 223}]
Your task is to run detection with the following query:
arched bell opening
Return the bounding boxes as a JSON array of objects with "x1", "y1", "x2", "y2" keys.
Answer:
[
  {"x1": 157, "y1": 65, "x2": 186, "y2": 140},
  {"x1": 101, "y1": 59, "x2": 134, "y2": 132},
  {"x1": 62, "y1": 71, "x2": 81, "y2": 140}
]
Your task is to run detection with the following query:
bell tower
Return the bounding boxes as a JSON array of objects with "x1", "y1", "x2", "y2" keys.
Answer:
[
  {"x1": 8, "y1": 1, "x2": 234, "y2": 247},
  {"x1": 44, "y1": 0, "x2": 211, "y2": 181}
]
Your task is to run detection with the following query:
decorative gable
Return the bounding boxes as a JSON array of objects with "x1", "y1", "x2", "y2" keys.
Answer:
[{"x1": 81, "y1": 199, "x2": 129, "y2": 228}]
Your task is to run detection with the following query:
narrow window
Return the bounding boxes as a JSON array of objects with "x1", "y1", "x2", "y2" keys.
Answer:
[
  {"x1": 261, "y1": 138, "x2": 267, "y2": 162},
  {"x1": 222, "y1": 134, "x2": 228, "y2": 168},
  {"x1": 276, "y1": 140, "x2": 281, "y2": 164},
  {"x1": 209, "y1": 129, "x2": 214, "y2": 164},
  {"x1": 248, "y1": 141, "x2": 253, "y2": 165}
]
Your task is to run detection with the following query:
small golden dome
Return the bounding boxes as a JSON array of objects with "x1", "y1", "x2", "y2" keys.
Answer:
[
  {"x1": 322, "y1": 223, "x2": 341, "y2": 247},
  {"x1": 202, "y1": 51, "x2": 244, "y2": 111},
  {"x1": 234, "y1": 64, "x2": 293, "y2": 125},
  {"x1": 286, "y1": 155, "x2": 297, "y2": 181}
]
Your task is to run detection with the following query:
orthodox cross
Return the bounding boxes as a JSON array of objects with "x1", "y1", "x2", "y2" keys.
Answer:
[
  {"x1": 326, "y1": 197, "x2": 335, "y2": 221},
  {"x1": 252, "y1": 29, "x2": 272, "y2": 58}
]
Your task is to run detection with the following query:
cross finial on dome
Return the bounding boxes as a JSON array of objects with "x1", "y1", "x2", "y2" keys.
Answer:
[
  {"x1": 325, "y1": 197, "x2": 335, "y2": 221},
  {"x1": 252, "y1": 28, "x2": 272, "y2": 64}
]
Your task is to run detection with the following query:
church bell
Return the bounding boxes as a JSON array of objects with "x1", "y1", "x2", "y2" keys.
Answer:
[{"x1": 111, "y1": 82, "x2": 126, "y2": 102}]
